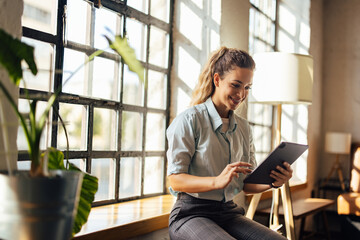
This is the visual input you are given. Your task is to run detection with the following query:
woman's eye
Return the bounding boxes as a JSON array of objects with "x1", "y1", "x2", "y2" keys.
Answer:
[
  {"x1": 232, "y1": 84, "x2": 240, "y2": 88},
  {"x1": 245, "y1": 86, "x2": 252, "y2": 90}
]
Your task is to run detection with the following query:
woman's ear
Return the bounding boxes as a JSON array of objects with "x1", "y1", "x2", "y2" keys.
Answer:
[{"x1": 213, "y1": 73, "x2": 220, "y2": 87}]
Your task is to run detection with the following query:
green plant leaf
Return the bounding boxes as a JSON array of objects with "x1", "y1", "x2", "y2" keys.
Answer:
[
  {"x1": 46, "y1": 147, "x2": 65, "y2": 169},
  {"x1": 46, "y1": 148, "x2": 98, "y2": 236},
  {"x1": 69, "y1": 163, "x2": 98, "y2": 236},
  {"x1": 88, "y1": 49, "x2": 104, "y2": 62},
  {"x1": 0, "y1": 28, "x2": 37, "y2": 84},
  {"x1": 104, "y1": 34, "x2": 144, "y2": 82}
]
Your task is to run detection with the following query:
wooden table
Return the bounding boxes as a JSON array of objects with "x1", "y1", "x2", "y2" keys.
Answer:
[{"x1": 256, "y1": 198, "x2": 335, "y2": 240}]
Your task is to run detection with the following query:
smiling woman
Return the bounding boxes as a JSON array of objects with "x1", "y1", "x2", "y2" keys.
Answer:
[{"x1": 166, "y1": 47, "x2": 291, "y2": 240}]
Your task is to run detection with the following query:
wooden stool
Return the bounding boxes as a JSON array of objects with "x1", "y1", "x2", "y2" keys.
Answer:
[{"x1": 256, "y1": 198, "x2": 335, "y2": 240}]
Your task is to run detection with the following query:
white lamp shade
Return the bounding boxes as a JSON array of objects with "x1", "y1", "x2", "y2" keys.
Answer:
[
  {"x1": 325, "y1": 132, "x2": 352, "y2": 154},
  {"x1": 250, "y1": 52, "x2": 314, "y2": 104}
]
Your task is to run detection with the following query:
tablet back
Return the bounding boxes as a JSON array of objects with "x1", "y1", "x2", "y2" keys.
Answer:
[{"x1": 243, "y1": 142, "x2": 308, "y2": 184}]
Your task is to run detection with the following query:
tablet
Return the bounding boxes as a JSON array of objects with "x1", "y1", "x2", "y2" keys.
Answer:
[{"x1": 243, "y1": 142, "x2": 308, "y2": 184}]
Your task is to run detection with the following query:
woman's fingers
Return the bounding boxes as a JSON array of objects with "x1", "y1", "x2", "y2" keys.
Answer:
[
  {"x1": 235, "y1": 167, "x2": 253, "y2": 174},
  {"x1": 228, "y1": 162, "x2": 253, "y2": 175},
  {"x1": 215, "y1": 162, "x2": 254, "y2": 189},
  {"x1": 270, "y1": 162, "x2": 293, "y2": 185},
  {"x1": 229, "y1": 161, "x2": 253, "y2": 168}
]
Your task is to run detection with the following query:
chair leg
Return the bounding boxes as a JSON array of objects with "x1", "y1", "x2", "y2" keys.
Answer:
[
  {"x1": 281, "y1": 182, "x2": 296, "y2": 240},
  {"x1": 245, "y1": 193, "x2": 262, "y2": 219}
]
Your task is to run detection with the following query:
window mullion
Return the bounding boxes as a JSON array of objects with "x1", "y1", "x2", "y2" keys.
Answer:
[{"x1": 51, "y1": 0, "x2": 67, "y2": 148}]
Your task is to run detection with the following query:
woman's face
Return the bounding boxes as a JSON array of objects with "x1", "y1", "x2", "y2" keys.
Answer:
[{"x1": 212, "y1": 66, "x2": 253, "y2": 118}]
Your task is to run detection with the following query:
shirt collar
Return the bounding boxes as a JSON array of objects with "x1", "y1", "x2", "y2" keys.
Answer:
[{"x1": 205, "y1": 98, "x2": 237, "y2": 133}]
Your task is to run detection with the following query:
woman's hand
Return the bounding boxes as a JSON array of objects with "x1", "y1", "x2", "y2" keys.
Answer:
[
  {"x1": 270, "y1": 162, "x2": 293, "y2": 187},
  {"x1": 168, "y1": 162, "x2": 253, "y2": 193},
  {"x1": 214, "y1": 162, "x2": 253, "y2": 190}
]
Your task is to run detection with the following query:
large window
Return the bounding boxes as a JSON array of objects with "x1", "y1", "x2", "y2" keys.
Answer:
[
  {"x1": 248, "y1": 0, "x2": 310, "y2": 185},
  {"x1": 19, "y1": 0, "x2": 173, "y2": 205}
]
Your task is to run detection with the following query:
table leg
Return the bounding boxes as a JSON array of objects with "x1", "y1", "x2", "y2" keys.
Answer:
[
  {"x1": 322, "y1": 211, "x2": 331, "y2": 240},
  {"x1": 299, "y1": 217, "x2": 306, "y2": 240}
]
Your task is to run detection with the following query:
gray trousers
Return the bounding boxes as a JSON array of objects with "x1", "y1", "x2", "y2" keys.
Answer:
[{"x1": 169, "y1": 193, "x2": 287, "y2": 240}]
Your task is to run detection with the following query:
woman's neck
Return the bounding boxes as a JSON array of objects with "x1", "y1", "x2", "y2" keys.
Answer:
[{"x1": 211, "y1": 96, "x2": 229, "y2": 118}]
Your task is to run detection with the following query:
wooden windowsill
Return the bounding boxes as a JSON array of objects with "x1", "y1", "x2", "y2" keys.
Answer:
[
  {"x1": 73, "y1": 194, "x2": 177, "y2": 240},
  {"x1": 73, "y1": 184, "x2": 306, "y2": 240}
]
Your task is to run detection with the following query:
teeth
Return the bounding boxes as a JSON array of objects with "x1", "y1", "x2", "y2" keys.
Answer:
[{"x1": 232, "y1": 98, "x2": 240, "y2": 103}]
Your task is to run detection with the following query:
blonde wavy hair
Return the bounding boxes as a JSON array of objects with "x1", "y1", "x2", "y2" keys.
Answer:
[{"x1": 190, "y1": 47, "x2": 256, "y2": 106}]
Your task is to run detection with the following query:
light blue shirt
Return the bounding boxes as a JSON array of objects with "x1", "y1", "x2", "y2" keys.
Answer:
[{"x1": 166, "y1": 98, "x2": 257, "y2": 202}]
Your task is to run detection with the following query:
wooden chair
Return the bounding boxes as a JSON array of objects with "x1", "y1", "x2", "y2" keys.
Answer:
[
  {"x1": 337, "y1": 143, "x2": 360, "y2": 216},
  {"x1": 337, "y1": 143, "x2": 360, "y2": 239}
]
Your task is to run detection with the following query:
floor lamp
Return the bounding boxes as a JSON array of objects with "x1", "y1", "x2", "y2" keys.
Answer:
[
  {"x1": 323, "y1": 132, "x2": 351, "y2": 191},
  {"x1": 246, "y1": 52, "x2": 313, "y2": 240}
]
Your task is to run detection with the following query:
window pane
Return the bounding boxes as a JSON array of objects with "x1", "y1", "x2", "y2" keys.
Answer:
[
  {"x1": 149, "y1": 26, "x2": 169, "y2": 68},
  {"x1": 93, "y1": 108, "x2": 117, "y2": 151},
  {"x1": 22, "y1": 0, "x2": 58, "y2": 34},
  {"x1": 128, "y1": 0, "x2": 149, "y2": 14},
  {"x1": 278, "y1": 29, "x2": 295, "y2": 52},
  {"x1": 92, "y1": 57, "x2": 119, "y2": 101},
  {"x1": 147, "y1": 70, "x2": 167, "y2": 109},
  {"x1": 123, "y1": 65, "x2": 144, "y2": 106},
  {"x1": 58, "y1": 103, "x2": 87, "y2": 150},
  {"x1": 94, "y1": 7, "x2": 121, "y2": 50},
  {"x1": 121, "y1": 111, "x2": 142, "y2": 151},
  {"x1": 145, "y1": 113, "x2": 165, "y2": 151},
  {"x1": 150, "y1": 0, "x2": 169, "y2": 23},
  {"x1": 126, "y1": 18, "x2": 147, "y2": 62},
  {"x1": 279, "y1": 4, "x2": 296, "y2": 37},
  {"x1": 68, "y1": 159, "x2": 86, "y2": 171},
  {"x1": 17, "y1": 161, "x2": 31, "y2": 170},
  {"x1": 248, "y1": 104, "x2": 273, "y2": 126},
  {"x1": 21, "y1": 38, "x2": 54, "y2": 92},
  {"x1": 66, "y1": 0, "x2": 90, "y2": 45},
  {"x1": 17, "y1": 100, "x2": 52, "y2": 151},
  {"x1": 253, "y1": 125, "x2": 272, "y2": 155},
  {"x1": 92, "y1": 158, "x2": 116, "y2": 201},
  {"x1": 253, "y1": 11, "x2": 275, "y2": 45},
  {"x1": 119, "y1": 157, "x2": 141, "y2": 199},
  {"x1": 63, "y1": 48, "x2": 87, "y2": 96},
  {"x1": 249, "y1": 36, "x2": 273, "y2": 54},
  {"x1": 179, "y1": 2, "x2": 202, "y2": 49},
  {"x1": 144, "y1": 157, "x2": 163, "y2": 195},
  {"x1": 250, "y1": 0, "x2": 276, "y2": 20}
]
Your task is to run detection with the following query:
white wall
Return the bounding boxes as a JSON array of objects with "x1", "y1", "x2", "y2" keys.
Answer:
[
  {"x1": 307, "y1": 0, "x2": 323, "y2": 197},
  {"x1": 320, "y1": 0, "x2": 360, "y2": 180},
  {"x1": 0, "y1": 0, "x2": 23, "y2": 171}
]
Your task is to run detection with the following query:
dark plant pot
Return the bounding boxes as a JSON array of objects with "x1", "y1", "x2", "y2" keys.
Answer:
[{"x1": 0, "y1": 170, "x2": 83, "y2": 240}]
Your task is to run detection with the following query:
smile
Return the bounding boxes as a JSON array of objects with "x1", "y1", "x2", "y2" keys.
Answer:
[{"x1": 230, "y1": 96, "x2": 241, "y2": 104}]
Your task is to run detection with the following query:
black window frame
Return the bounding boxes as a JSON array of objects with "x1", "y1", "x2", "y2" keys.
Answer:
[{"x1": 20, "y1": 0, "x2": 174, "y2": 206}]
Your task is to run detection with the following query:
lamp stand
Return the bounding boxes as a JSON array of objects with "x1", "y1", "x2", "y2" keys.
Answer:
[
  {"x1": 322, "y1": 154, "x2": 346, "y2": 191},
  {"x1": 246, "y1": 104, "x2": 296, "y2": 240}
]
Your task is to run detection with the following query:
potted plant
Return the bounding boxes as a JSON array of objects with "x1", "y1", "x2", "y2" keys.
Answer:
[{"x1": 0, "y1": 27, "x2": 144, "y2": 240}]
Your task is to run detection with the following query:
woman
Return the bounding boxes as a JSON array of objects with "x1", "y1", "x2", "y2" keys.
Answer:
[{"x1": 166, "y1": 47, "x2": 292, "y2": 240}]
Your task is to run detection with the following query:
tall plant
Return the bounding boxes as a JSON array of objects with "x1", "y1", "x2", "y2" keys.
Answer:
[{"x1": 0, "y1": 28, "x2": 144, "y2": 235}]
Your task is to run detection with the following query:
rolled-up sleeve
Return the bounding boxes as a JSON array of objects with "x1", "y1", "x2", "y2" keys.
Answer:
[{"x1": 166, "y1": 112, "x2": 196, "y2": 176}]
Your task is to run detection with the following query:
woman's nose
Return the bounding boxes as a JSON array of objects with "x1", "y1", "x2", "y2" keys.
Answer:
[{"x1": 238, "y1": 87, "x2": 246, "y2": 99}]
